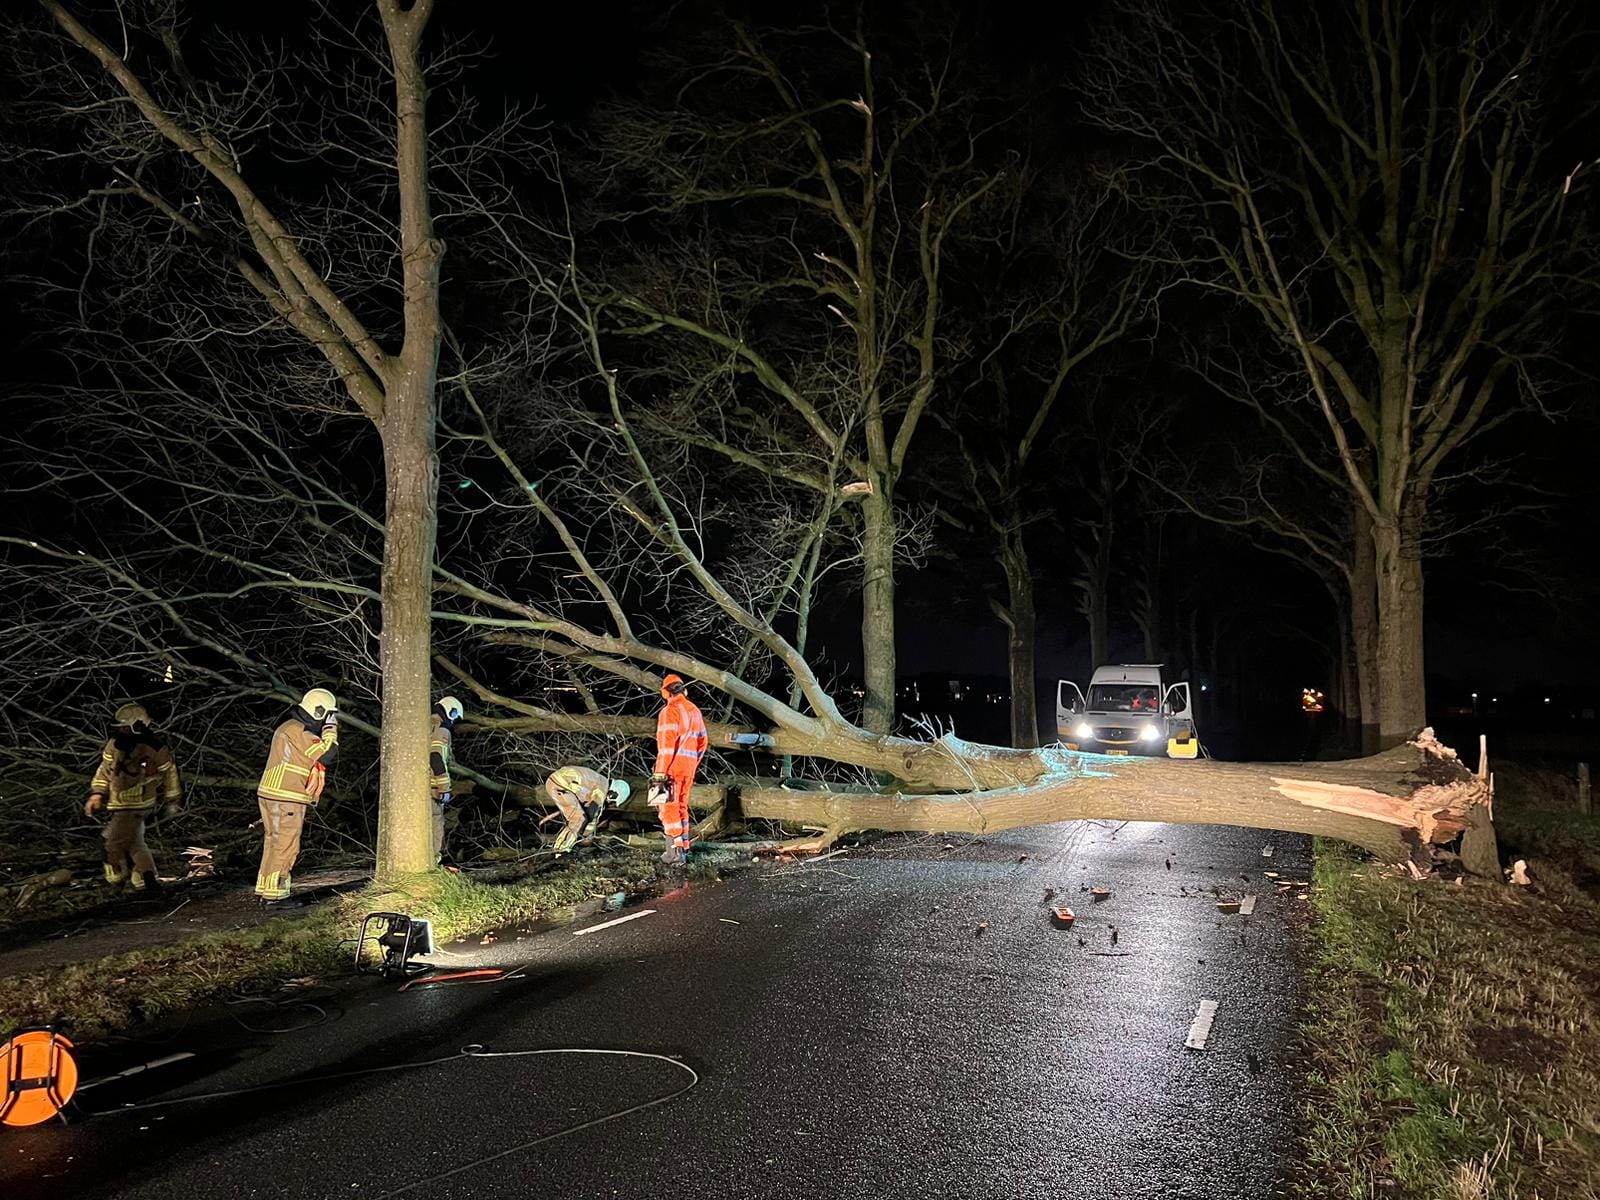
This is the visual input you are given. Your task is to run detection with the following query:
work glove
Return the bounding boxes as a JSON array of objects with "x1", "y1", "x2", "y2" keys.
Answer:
[
  {"x1": 439, "y1": 791, "x2": 453, "y2": 806},
  {"x1": 84, "y1": 793, "x2": 104, "y2": 817}
]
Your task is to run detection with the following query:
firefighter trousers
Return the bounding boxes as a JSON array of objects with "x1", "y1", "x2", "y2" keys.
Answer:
[
  {"x1": 103, "y1": 810, "x2": 156, "y2": 881},
  {"x1": 658, "y1": 774, "x2": 695, "y2": 851},
  {"x1": 432, "y1": 800, "x2": 446, "y2": 861},
  {"x1": 546, "y1": 778, "x2": 597, "y2": 853},
  {"x1": 256, "y1": 798, "x2": 307, "y2": 900}
]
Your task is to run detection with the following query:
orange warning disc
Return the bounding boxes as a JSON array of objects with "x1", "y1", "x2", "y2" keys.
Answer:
[{"x1": 2, "y1": 1031, "x2": 79, "y2": 1127}]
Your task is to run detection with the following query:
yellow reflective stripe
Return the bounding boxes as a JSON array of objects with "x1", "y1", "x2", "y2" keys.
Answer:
[{"x1": 306, "y1": 726, "x2": 337, "y2": 764}]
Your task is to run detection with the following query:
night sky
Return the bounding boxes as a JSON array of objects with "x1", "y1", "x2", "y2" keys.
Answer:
[{"x1": 3, "y1": 0, "x2": 1597, "y2": 720}]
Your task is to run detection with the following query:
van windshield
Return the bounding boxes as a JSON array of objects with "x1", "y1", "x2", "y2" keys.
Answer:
[{"x1": 1088, "y1": 684, "x2": 1162, "y2": 713}]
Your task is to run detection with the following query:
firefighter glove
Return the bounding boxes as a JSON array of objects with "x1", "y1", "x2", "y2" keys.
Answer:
[{"x1": 440, "y1": 791, "x2": 453, "y2": 806}]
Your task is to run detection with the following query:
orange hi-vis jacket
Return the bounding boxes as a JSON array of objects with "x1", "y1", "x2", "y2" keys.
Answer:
[
  {"x1": 257, "y1": 718, "x2": 338, "y2": 806},
  {"x1": 654, "y1": 693, "x2": 708, "y2": 780}
]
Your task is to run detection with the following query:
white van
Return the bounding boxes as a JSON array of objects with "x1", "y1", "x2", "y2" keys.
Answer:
[{"x1": 1056, "y1": 664, "x2": 1198, "y2": 758}]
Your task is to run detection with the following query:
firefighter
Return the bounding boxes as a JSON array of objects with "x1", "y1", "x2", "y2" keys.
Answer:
[
  {"x1": 542, "y1": 766, "x2": 629, "y2": 854},
  {"x1": 254, "y1": 688, "x2": 339, "y2": 902},
  {"x1": 430, "y1": 696, "x2": 465, "y2": 864},
  {"x1": 649, "y1": 674, "x2": 707, "y2": 867},
  {"x1": 85, "y1": 703, "x2": 181, "y2": 892}
]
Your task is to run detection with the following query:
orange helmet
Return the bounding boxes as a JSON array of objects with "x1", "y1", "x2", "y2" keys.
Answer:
[{"x1": 661, "y1": 674, "x2": 687, "y2": 700}]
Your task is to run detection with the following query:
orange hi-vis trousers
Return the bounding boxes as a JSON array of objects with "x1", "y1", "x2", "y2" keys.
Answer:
[{"x1": 659, "y1": 773, "x2": 695, "y2": 851}]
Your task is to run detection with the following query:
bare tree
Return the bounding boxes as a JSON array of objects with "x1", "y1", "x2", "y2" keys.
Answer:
[
  {"x1": 0, "y1": 9, "x2": 1502, "y2": 878},
  {"x1": 583, "y1": 16, "x2": 1011, "y2": 734},
  {"x1": 9, "y1": 0, "x2": 472, "y2": 874},
  {"x1": 925, "y1": 180, "x2": 1152, "y2": 746},
  {"x1": 1089, "y1": 0, "x2": 1599, "y2": 746}
]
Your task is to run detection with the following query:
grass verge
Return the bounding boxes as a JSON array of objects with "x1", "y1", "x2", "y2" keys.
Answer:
[
  {"x1": 0, "y1": 852, "x2": 660, "y2": 1040},
  {"x1": 1295, "y1": 766, "x2": 1600, "y2": 1199}
]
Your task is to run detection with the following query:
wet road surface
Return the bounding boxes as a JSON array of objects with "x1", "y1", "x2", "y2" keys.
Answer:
[{"x1": 3, "y1": 821, "x2": 1311, "y2": 1199}]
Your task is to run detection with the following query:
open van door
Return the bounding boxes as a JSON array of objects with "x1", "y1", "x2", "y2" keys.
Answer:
[
  {"x1": 1163, "y1": 683, "x2": 1198, "y2": 759},
  {"x1": 1056, "y1": 680, "x2": 1087, "y2": 744}
]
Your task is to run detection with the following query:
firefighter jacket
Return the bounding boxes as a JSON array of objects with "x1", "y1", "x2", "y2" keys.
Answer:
[
  {"x1": 654, "y1": 694, "x2": 708, "y2": 778},
  {"x1": 549, "y1": 765, "x2": 609, "y2": 806},
  {"x1": 257, "y1": 716, "x2": 339, "y2": 806},
  {"x1": 430, "y1": 716, "x2": 453, "y2": 800},
  {"x1": 91, "y1": 734, "x2": 181, "y2": 812}
]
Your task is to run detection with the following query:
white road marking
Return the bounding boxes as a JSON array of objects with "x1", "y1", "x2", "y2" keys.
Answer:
[
  {"x1": 1239, "y1": 894, "x2": 1257, "y2": 915},
  {"x1": 1185, "y1": 999, "x2": 1219, "y2": 1050},
  {"x1": 572, "y1": 909, "x2": 657, "y2": 936}
]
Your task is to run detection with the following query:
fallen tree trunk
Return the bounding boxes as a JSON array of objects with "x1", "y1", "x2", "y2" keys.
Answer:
[{"x1": 735, "y1": 730, "x2": 1495, "y2": 869}]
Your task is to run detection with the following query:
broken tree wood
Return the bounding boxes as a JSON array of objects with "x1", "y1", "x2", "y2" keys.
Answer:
[{"x1": 734, "y1": 730, "x2": 1497, "y2": 872}]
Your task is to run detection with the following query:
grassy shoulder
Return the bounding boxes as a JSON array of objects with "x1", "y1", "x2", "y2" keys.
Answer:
[
  {"x1": 1295, "y1": 766, "x2": 1600, "y2": 1199},
  {"x1": 0, "y1": 852, "x2": 661, "y2": 1039}
]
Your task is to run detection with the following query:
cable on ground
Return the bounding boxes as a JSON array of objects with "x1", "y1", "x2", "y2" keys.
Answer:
[{"x1": 75, "y1": 1043, "x2": 700, "y2": 1194}]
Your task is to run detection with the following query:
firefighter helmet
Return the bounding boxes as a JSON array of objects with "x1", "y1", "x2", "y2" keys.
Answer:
[
  {"x1": 436, "y1": 695, "x2": 464, "y2": 722},
  {"x1": 606, "y1": 779, "x2": 631, "y2": 806},
  {"x1": 114, "y1": 703, "x2": 152, "y2": 732},
  {"x1": 299, "y1": 688, "x2": 338, "y2": 721}
]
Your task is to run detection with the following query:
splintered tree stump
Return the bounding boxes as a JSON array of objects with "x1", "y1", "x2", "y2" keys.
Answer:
[{"x1": 731, "y1": 729, "x2": 1498, "y2": 873}]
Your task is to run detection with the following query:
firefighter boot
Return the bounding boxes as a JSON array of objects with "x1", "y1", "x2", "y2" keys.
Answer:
[{"x1": 102, "y1": 862, "x2": 129, "y2": 887}]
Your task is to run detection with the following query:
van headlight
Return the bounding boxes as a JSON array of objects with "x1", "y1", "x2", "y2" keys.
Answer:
[
  {"x1": 1141, "y1": 725, "x2": 1162, "y2": 742},
  {"x1": 1074, "y1": 722, "x2": 1094, "y2": 740}
]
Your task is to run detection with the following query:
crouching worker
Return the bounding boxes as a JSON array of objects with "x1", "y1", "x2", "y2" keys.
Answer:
[
  {"x1": 254, "y1": 688, "x2": 338, "y2": 902},
  {"x1": 543, "y1": 767, "x2": 629, "y2": 855},
  {"x1": 86, "y1": 703, "x2": 181, "y2": 892},
  {"x1": 430, "y1": 696, "x2": 465, "y2": 864}
]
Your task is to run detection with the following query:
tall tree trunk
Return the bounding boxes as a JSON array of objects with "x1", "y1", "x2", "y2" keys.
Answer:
[
  {"x1": 860, "y1": 484, "x2": 897, "y2": 735},
  {"x1": 1000, "y1": 535, "x2": 1039, "y2": 748},
  {"x1": 738, "y1": 730, "x2": 1494, "y2": 871},
  {"x1": 375, "y1": 0, "x2": 443, "y2": 877},
  {"x1": 1087, "y1": 575, "x2": 1109, "y2": 667},
  {"x1": 377, "y1": 390, "x2": 439, "y2": 876},
  {"x1": 1372, "y1": 513, "x2": 1425, "y2": 749},
  {"x1": 1363, "y1": 508, "x2": 1427, "y2": 752},
  {"x1": 1334, "y1": 593, "x2": 1358, "y2": 751},
  {"x1": 1138, "y1": 518, "x2": 1164, "y2": 660},
  {"x1": 1350, "y1": 504, "x2": 1381, "y2": 755}
]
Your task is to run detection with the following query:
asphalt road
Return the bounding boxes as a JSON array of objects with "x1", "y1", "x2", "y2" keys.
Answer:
[{"x1": 4, "y1": 821, "x2": 1311, "y2": 1200}]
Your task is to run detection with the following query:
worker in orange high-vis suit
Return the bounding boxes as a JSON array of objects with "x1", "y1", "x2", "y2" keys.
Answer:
[
  {"x1": 649, "y1": 674, "x2": 707, "y2": 867},
  {"x1": 254, "y1": 687, "x2": 339, "y2": 902}
]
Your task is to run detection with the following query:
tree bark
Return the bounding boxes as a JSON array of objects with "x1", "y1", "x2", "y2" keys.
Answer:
[
  {"x1": 1372, "y1": 515, "x2": 1425, "y2": 749},
  {"x1": 738, "y1": 729, "x2": 1492, "y2": 870},
  {"x1": 859, "y1": 485, "x2": 897, "y2": 735},
  {"x1": 1079, "y1": 520, "x2": 1111, "y2": 669},
  {"x1": 1137, "y1": 518, "x2": 1163, "y2": 660},
  {"x1": 1000, "y1": 536, "x2": 1039, "y2": 749},
  {"x1": 1350, "y1": 504, "x2": 1381, "y2": 754},
  {"x1": 375, "y1": 0, "x2": 444, "y2": 877},
  {"x1": 377, "y1": 387, "x2": 440, "y2": 876}
]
